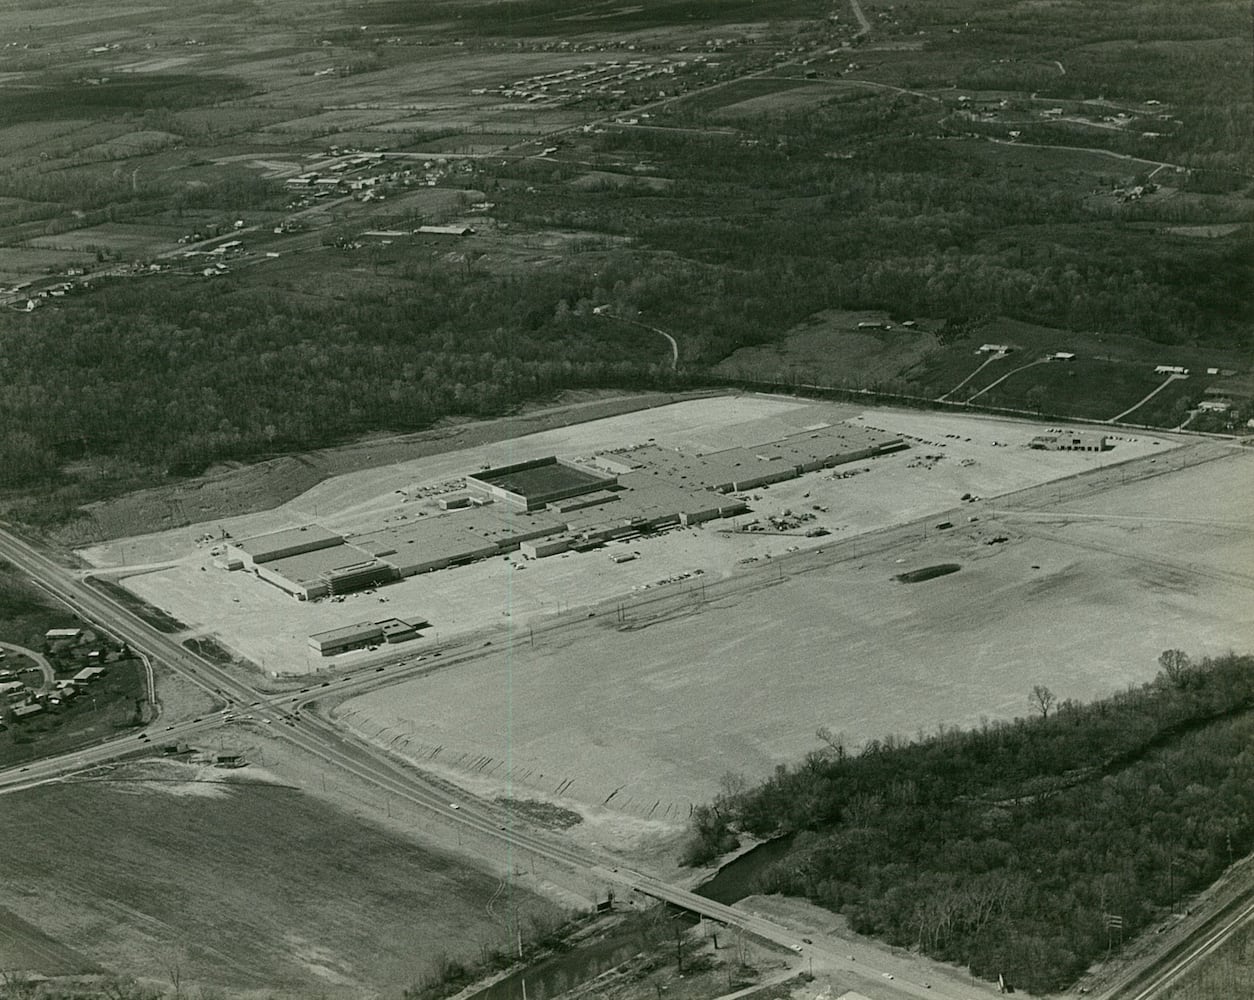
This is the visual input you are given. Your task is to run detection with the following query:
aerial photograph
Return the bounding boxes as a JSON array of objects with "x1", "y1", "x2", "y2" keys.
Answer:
[{"x1": 0, "y1": 0, "x2": 1249, "y2": 998}]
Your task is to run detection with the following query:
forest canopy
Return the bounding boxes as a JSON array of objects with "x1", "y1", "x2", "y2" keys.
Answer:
[{"x1": 686, "y1": 651, "x2": 1254, "y2": 994}]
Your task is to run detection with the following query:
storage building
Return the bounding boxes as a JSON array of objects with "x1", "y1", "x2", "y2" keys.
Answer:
[{"x1": 308, "y1": 622, "x2": 384, "y2": 656}]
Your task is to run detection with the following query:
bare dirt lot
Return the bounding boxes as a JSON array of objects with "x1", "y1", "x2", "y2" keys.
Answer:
[
  {"x1": 330, "y1": 437, "x2": 1250, "y2": 836},
  {"x1": 82, "y1": 397, "x2": 1174, "y2": 681},
  {"x1": 77, "y1": 398, "x2": 1252, "y2": 853},
  {"x1": 0, "y1": 758, "x2": 560, "y2": 997}
]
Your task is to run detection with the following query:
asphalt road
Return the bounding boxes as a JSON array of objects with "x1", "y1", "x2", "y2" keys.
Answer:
[
  {"x1": 0, "y1": 436, "x2": 1243, "y2": 998},
  {"x1": 0, "y1": 522, "x2": 994, "y2": 1000}
]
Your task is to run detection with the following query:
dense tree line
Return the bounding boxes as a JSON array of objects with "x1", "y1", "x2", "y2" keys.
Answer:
[
  {"x1": 687, "y1": 652, "x2": 1254, "y2": 993},
  {"x1": 0, "y1": 262, "x2": 675, "y2": 508},
  {"x1": 491, "y1": 121, "x2": 1252, "y2": 350}
]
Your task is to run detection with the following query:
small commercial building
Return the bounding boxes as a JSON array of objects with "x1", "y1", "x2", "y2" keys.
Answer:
[
  {"x1": 308, "y1": 617, "x2": 426, "y2": 656},
  {"x1": 308, "y1": 622, "x2": 384, "y2": 656},
  {"x1": 379, "y1": 617, "x2": 427, "y2": 643},
  {"x1": 1029, "y1": 432, "x2": 1108, "y2": 452},
  {"x1": 11, "y1": 703, "x2": 44, "y2": 720},
  {"x1": 71, "y1": 666, "x2": 107, "y2": 685},
  {"x1": 45, "y1": 628, "x2": 83, "y2": 643}
]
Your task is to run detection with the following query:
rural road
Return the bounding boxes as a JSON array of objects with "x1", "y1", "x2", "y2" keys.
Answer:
[
  {"x1": 0, "y1": 435, "x2": 1241, "y2": 999},
  {"x1": 965, "y1": 357, "x2": 1049, "y2": 402},
  {"x1": 598, "y1": 310, "x2": 679, "y2": 369},
  {"x1": 939, "y1": 351, "x2": 1006, "y2": 401},
  {"x1": 1108, "y1": 373, "x2": 1187, "y2": 423}
]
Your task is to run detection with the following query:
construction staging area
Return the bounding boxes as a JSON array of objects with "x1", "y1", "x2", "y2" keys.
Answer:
[
  {"x1": 82, "y1": 396, "x2": 1186, "y2": 680},
  {"x1": 337, "y1": 434, "x2": 1254, "y2": 825},
  {"x1": 72, "y1": 393, "x2": 1254, "y2": 842}
]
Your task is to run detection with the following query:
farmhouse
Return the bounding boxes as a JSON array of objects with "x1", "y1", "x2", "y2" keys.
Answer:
[
  {"x1": 977, "y1": 344, "x2": 1011, "y2": 354},
  {"x1": 1048, "y1": 352, "x2": 1077, "y2": 362},
  {"x1": 1155, "y1": 365, "x2": 1189, "y2": 375},
  {"x1": 1029, "y1": 432, "x2": 1109, "y2": 452}
]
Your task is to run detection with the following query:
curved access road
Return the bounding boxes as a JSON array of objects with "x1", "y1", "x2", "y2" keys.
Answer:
[{"x1": 0, "y1": 642, "x2": 54, "y2": 694}]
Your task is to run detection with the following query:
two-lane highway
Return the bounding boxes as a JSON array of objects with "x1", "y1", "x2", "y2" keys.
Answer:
[{"x1": 0, "y1": 523, "x2": 980, "y2": 1000}]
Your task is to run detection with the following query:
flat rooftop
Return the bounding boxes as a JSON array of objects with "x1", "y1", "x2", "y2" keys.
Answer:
[
  {"x1": 262, "y1": 542, "x2": 379, "y2": 585},
  {"x1": 471, "y1": 458, "x2": 611, "y2": 499},
  {"x1": 310, "y1": 621, "x2": 381, "y2": 643},
  {"x1": 234, "y1": 524, "x2": 343, "y2": 560}
]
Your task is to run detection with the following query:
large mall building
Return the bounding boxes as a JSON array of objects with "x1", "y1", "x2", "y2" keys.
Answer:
[{"x1": 226, "y1": 422, "x2": 905, "y2": 601}]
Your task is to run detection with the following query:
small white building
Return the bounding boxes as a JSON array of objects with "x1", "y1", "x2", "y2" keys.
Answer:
[{"x1": 1155, "y1": 365, "x2": 1189, "y2": 375}]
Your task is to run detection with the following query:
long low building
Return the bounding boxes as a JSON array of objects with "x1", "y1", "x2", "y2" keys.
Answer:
[
  {"x1": 308, "y1": 616, "x2": 429, "y2": 656},
  {"x1": 232, "y1": 524, "x2": 344, "y2": 565},
  {"x1": 237, "y1": 420, "x2": 907, "y2": 596}
]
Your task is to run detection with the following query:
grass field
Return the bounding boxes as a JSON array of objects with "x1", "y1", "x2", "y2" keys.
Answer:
[{"x1": 0, "y1": 760, "x2": 558, "y2": 996}]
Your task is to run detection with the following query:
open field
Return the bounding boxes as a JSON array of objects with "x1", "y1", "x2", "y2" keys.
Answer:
[
  {"x1": 327, "y1": 432, "x2": 1250, "y2": 827},
  {"x1": 82, "y1": 397, "x2": 1180, "y2": 681},
  {"x1": 719, "y1": 312, "x2": 1247, "y2": 423},
  {"x1": 0, "y1": 758, "x2": 559, "y2": 996}
]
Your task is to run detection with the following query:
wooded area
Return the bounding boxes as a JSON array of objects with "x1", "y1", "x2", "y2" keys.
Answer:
[
  {"x1": 0, "y1": 0, "x2": 1248, "y2": 525},
  {"x1": 687, "y1": 652, "x2": 1254, "y2": 993}
]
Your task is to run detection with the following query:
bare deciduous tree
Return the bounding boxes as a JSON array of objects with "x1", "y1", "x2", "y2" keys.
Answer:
[
  {"x1": 1158, "y1": 649, "x2": 1193, "y2": 689},
  {"x1": 1029, "y1": 684, "x2": 1057, "y2": 719}
]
